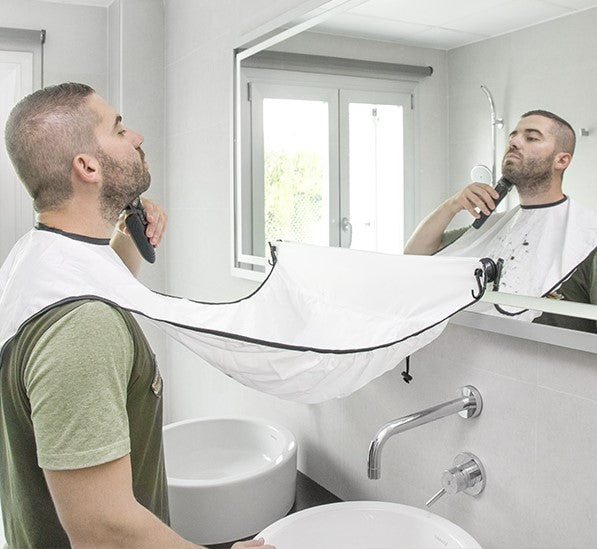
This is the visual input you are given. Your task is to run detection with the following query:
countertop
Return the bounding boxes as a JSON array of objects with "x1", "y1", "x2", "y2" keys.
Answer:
[{"x1": 206, "y1": 471, "x2": 341, "y2": 549}]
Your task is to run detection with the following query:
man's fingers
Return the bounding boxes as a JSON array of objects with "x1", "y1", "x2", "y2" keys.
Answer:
[
  {"x1": 462, "y1": 184, "x2": 498, "y2": 216},
  {"x1": 140, "y1": 199, "x2": 168, "y2": 247}
]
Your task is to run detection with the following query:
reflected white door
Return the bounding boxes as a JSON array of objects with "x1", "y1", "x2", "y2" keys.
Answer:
[
  {"x1": 340, "y1": 90, "x2": 413, "y2": 254},
  {"x1": 0, "y1": 50, "x2": 35, "y2": 264}
]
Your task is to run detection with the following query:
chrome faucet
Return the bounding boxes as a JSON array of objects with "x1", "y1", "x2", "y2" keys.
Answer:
[{"x1": 367, "y1": 386, "x2": 482, "y2": 480}]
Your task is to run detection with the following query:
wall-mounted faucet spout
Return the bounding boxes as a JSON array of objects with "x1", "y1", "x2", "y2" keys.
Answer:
[{"x1": 367, "y1": 386, "x2": 482, "y2": 480}]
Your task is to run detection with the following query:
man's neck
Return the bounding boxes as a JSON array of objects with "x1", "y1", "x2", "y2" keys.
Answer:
[
  {"x1": 37, "y1": 209, "x2": 114, "y2": 239},
  {"x1": 517, "y1": 180, "x2": 565, "y2": 206}
]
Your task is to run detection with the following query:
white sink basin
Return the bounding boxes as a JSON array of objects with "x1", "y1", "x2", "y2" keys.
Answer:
[
  {"x1": 163, "y1": 417, "x2": 297, "y2": 545},
  {"x1": 257, "y1": 501, "x2": 482, "y2": 548}
]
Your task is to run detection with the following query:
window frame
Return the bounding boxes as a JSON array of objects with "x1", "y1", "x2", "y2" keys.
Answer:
[{"x1": 238, "y1": 65, "x2": 417, "y2": 273}]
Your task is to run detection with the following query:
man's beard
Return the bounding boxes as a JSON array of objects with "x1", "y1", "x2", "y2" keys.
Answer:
[
  {"x1": 502, "y1": 152, "x2": 554, "y2": 197},
  {"x1": 97, "y1": 148, "x2": 151, "y2": 224}
]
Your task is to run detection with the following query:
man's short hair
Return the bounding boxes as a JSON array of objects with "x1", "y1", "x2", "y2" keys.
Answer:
[
  {"x1": 521, "y1": 109, "x2": 576, "y2": 156},
  {"x1": 4, "y1": 82, "x2": 98, "y2": 212}
]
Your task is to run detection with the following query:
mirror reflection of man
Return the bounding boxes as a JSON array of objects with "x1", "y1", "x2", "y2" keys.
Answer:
[{"x1": 404, "y1": 110, "x2": 597, "y2": 329}]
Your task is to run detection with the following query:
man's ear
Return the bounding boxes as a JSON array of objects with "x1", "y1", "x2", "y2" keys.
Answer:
[
  {"x1": 554, "y1": 152, "x2": 572, "y2": 173},
  {"x1": 72, "y1": 154, "x2": 100, "y2": 184}
]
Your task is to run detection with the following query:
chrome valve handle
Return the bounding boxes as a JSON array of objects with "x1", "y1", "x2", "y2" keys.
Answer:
[{"x1": 425, "y1": 452, "x2": 486, "y2": 507}]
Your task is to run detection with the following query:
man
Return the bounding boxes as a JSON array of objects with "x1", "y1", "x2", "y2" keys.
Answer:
[
  {"x1": 404, "y1": 110, "x2": 596, "y2": 310},
  {"x1": 1, "y1": 83, "x2": 274, "y2": 548}
]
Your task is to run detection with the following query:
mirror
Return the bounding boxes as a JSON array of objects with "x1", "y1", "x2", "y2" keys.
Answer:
[{"x1": 233, "y1": 0, "x2": 597, "y2": 332}]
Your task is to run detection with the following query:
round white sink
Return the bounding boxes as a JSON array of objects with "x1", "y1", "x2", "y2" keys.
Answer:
[
  {"x1": 163, "y1": 417, "x2": 297, "y2": 545},
  {"x1": 257, "y1": 501, "x2": 482, "y2": 548}
]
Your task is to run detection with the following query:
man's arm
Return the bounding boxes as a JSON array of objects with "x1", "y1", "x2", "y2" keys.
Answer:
[
  {"x1": 404, "y1": 183, "x2": 500, "y2": 255},
  {"x1": 110, "y1": 198, "x2": 168, "y2": 276},
  {"x1": 45, "y1": 455, "x2": 199, "y2": 548},
  {"x1": 45, "y1": 456, "x2": 275, "y2": 549}
]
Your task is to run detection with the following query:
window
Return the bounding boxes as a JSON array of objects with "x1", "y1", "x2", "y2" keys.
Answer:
[{"x1": 239, "y1": 64, "x2": 415, "y2": 271}]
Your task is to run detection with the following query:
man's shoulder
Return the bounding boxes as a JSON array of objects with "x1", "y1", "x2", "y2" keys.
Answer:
[
  {"x1": 58, "y1": 299, "x2": 125, "y2": 324},
  {"x1": 23, "y1": 300, "x2": 135, "y2": 388},
  {"x1": 27, "y1": 299, "x2": 126, "y2": 332},
  {"x1": 19, "y1": 300, "x2": 132, "y2": 359}
]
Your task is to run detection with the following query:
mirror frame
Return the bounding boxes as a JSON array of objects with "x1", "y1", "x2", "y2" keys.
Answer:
[{"x1": 231, "y1": 0, "x2": 597, "y2": 348}]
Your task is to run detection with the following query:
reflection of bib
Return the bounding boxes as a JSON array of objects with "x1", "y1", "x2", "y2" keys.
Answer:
[
  {"x1": 0, "y1": 229, "x2": 490, "y2": 403},
  {"x1": 438, "y1": 197, "x2": 597, "y2": 297}
]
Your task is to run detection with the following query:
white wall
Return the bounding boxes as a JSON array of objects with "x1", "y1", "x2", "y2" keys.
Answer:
[
  {"x1": 447, "y1": 7, "x2": 597, "y2": 229},
  {"x1": 164, "y1": 2, "x2": 597, "y2": 548},
  {"x1": 0, "y1": 0, "x2": 108, "y2": 95}
]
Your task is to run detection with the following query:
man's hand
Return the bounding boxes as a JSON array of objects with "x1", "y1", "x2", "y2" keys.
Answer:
[
  {"x1": 111, "y1": 197, "x2": 168, "y2": 276},
  {"x1": 231, "y1": 538, "x2": 276, "y2": 548},
  {"x1": 404, "y1": 182, "x2": 500, "y2": 255},
  {"x1": 450, "y1": 183, "x2": 500, "y2": 219},
  {"x1": 114, "y1": 197, "x2": 168, "y2": 246},
  {"x1": 139, "y1": 198, "x2": 168, "y2": 247}
]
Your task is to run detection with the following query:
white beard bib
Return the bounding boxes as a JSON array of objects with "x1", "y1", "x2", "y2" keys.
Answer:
[
  {"x1": 0, "y1": 229, "x2": 492, "y2": 403},
  {"x1": 438, "y1": 197, "x2": 597, "y2": 318}
]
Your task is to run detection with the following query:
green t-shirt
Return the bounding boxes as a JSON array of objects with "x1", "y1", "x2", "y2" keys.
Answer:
[
  {"x1": 0, "y1": 300, "x2": 169, "y2": 547},
  {"x1": 534, "y1": 249, "x2": 597, "y2": 333},
  {"x1": 439, "y1": 226, "x2": 469, "y2": 251}
]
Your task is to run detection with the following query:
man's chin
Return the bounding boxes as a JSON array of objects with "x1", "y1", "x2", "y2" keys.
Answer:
[
  {"x1": 140, "y1": 173, "x2": 151, "y2": 194},
  {"x1": 126, "y1": 177, "x2": 151, "y2": 205},
  {"x1": 501, "y1": 167, "x2": 520, "y2": 186}
]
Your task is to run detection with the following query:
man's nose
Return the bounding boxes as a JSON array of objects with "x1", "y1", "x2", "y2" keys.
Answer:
[
  {"x1": 508, "y1": 134, "x2": 521, "y2": 149},
  {"x1": 127, "y1": 128, "x2": 144, "y2": 148}
]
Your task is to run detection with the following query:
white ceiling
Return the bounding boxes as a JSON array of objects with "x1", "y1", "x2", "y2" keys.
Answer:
[
  {"x1": 314, "y1": 0, "x2": 597, "y2": 49},
  {"x1": 36, "y1": 0, "x2": 114, "y2": 7},
  {"x1": 34, "y1": 0, "x2": 597, "y2": 49}
]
